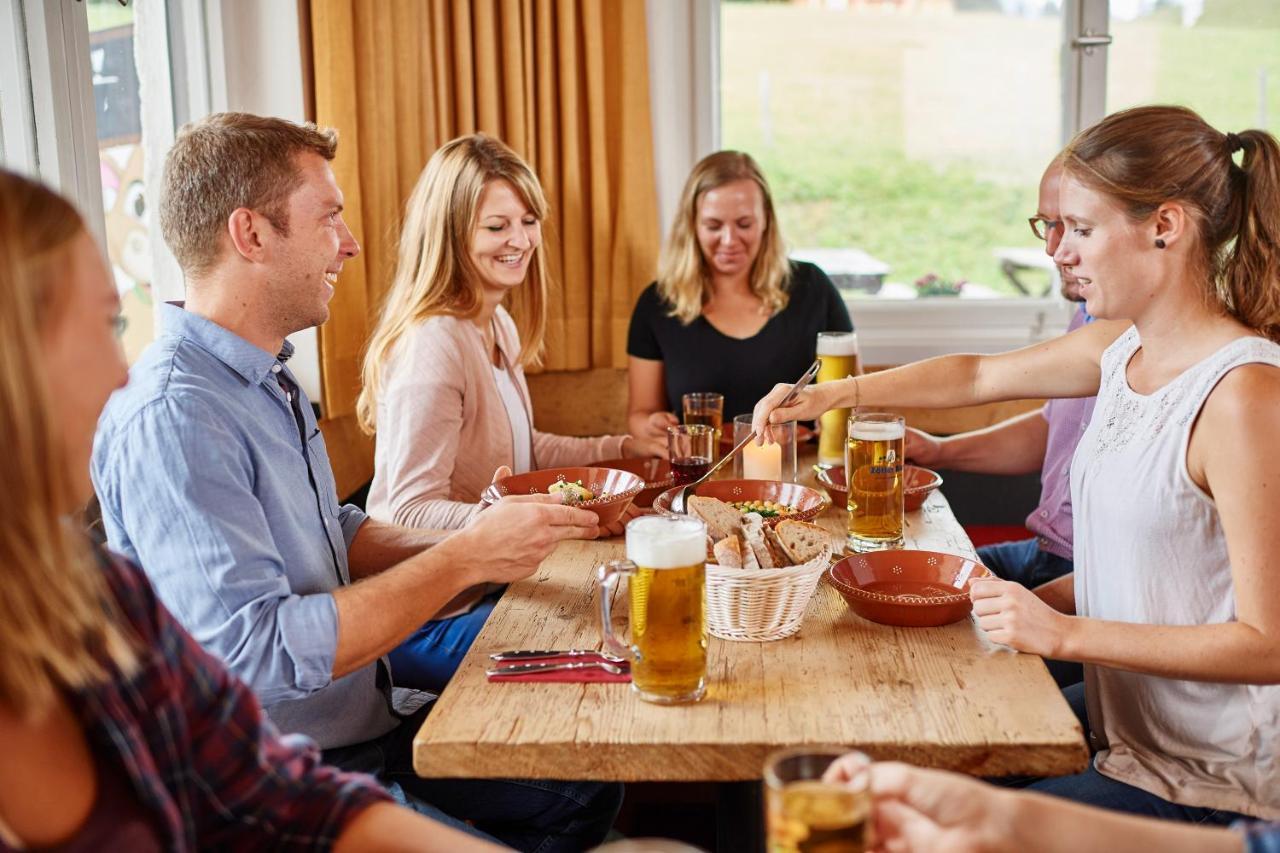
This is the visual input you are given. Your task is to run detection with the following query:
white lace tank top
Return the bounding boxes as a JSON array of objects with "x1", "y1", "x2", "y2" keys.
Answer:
[{"x1": 1071, "y1": 326, "x2": 1280, "y2": 818}]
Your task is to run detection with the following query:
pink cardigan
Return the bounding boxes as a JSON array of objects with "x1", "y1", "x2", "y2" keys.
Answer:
[{"x1": 366, "y1": 307, "x2": 628, "y2": 530}]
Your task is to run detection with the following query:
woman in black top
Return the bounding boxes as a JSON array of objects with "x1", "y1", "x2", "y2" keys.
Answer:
[{"x1": 626, "y1": 151, "x2": 853, "y2": 436}]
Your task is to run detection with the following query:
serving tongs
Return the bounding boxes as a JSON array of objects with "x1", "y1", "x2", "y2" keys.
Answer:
[{"x1": 669, "y1": 358, "x2": 822, "y2": 515}]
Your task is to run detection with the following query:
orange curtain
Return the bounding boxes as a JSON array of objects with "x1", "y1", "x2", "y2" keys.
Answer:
[{"x1": 310, "y1": 0, "x2": 659, "y2": 493}]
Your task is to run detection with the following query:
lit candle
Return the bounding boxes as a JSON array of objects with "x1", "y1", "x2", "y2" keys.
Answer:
[{"x1": 743, "y1": 439, "x2": 783, "y2": 481}]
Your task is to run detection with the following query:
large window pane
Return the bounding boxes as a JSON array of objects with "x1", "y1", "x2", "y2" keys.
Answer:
[
  {"x1": 88, "y1": 0, "x2": 154, "y2": 363},
  {"x1": 1107, "y1": 1, "x2": 1280, "y2": 138},
  {"x1": 721, "y1": 2, "x2": 1066, "y2": 300}
]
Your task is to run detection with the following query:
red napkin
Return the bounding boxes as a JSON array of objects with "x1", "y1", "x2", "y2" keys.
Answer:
[{"x1": 486, "y1": 655, "x2": 631, "y2": 683}]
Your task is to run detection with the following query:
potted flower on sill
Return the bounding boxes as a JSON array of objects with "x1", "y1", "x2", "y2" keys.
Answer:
[{"x1": 914, "y1": 273, "x2": 966, "y2": 297}]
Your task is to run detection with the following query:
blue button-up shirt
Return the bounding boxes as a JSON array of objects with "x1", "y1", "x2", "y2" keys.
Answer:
[{"x1": 92, "y1": 303, "x2": 398, "y2": 749}]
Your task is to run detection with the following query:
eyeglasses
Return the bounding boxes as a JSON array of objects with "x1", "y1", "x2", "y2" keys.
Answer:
[{"x1": 1028, "y1": 216, "x2": 1063, "y2": 241}]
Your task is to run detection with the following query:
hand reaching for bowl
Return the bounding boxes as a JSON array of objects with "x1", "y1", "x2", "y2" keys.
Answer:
[
  {"x1": 460, "y1": 492, "x2": 600, "y2": 584},
  {"x1": 971, "y1": 579, "x2": 1075, "y2": 659}
]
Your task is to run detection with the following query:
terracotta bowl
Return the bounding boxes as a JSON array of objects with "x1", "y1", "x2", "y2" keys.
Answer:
[
  {"x1": 481, "y1": 466, "x2": 644, "y2": 527},
  {"x1": 591, "y1": 457, "x2": 673, "y2": 508},
  {"x1": 827, "y1": 550, "x2": 992, "y2": 627},
  {"x1": 652, "y1": 479, "x2": 830, "y2": 527},
  {"x1": 816, "y1": 465, "x2": 943, "y2": 513}
]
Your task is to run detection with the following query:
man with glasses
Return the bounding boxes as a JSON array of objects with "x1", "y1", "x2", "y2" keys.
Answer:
[{"x1": 904, "y1": 157, "x2": 1093, "y2": 651}]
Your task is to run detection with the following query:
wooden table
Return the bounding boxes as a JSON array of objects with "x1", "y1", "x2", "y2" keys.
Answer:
[{"x1": 414, "y1": 462, "x2": 1088, "y2": 782}]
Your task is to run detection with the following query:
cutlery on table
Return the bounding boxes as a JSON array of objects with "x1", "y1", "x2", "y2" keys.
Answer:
[
  {"x1": 489, "y1": 649, "x2": 627, "y2": 664},
  {"x1": 486, "y1": 660, "x2": 627, "y2": 677}
]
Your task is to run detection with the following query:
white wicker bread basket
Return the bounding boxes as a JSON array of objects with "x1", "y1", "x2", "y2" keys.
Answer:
[{"x1": 705, "y1": 543, "x2": 834, "y2": 642}]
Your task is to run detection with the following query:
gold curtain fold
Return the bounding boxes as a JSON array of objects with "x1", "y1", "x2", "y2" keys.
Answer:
[{"x1": 310, "y1": 0, "x2": 659, "y2": 493}]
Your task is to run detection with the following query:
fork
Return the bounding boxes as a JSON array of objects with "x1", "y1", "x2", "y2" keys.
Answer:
[{"x1": 670, "y1": 358, "x2": 823, "y2": 515}]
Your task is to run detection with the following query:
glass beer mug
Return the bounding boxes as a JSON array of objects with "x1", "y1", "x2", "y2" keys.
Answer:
[
  {"x1": 765, "y1": 747, "x2": 871, "y2": 853},
  {"x1": 846, "y1": 412, "x2": 905, "y2": 552},
  {"x1": 816, "y1": 332, "x2": 862, "y2": 468},
  {"x1": 597, "y1": 515, "x2": 708, "y2": 704}
]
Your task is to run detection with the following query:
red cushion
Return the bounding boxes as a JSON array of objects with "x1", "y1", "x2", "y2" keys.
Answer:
[{"x1": 963, "y1": 525, "x2": 1032, "y2": 549}]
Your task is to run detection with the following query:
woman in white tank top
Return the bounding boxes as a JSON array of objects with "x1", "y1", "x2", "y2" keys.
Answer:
[{"x1": 752, "y1": 106, "x2": 1280, "y2": 823}]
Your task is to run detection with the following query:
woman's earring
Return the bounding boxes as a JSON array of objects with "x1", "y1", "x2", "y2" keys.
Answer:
[{"x1": 1155, "y1": 239, "x2": 1166, "y2": 249}]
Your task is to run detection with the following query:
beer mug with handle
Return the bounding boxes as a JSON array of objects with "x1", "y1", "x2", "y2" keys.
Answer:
[
  {"x1": 846, "y1": 412, "x2": 905, "y2": 552},
  {"x1": 598, "y1": 514, "x2": 708, "y2": 704}
]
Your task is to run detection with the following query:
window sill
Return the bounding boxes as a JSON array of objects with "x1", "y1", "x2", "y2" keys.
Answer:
[{"x1": 847, "y1": 296, "x2": 1077, "y2": 365}]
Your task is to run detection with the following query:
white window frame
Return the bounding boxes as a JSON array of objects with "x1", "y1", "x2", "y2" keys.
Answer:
[
  {"x1": 1, "y1": 0, "x2": 324, "y2": 402},
  {"x1": 657, "y1": 0, "x2": 1112, "y2": 363}
]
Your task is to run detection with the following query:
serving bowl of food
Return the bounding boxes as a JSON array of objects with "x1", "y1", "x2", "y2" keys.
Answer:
[
  {"x1": 481, "y1": 466, "x2": 644, "y2": 526},
  {"x1": 652, "y1": 479, "x2": 830, "y2": 527},
  {"x1": 826, "y1": 549, "x2": 991, "y2": 627},
  {"x1": 590, "y1": 457, "x2": 673, "y2": 508},
  {"x1": 816, "y1": 465, "x2": 944, "y2": 513}
]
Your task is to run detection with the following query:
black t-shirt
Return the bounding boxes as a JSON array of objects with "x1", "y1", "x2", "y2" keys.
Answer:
[{"x1": 626, "y1": 261, "x2": 853, "y2": 421}]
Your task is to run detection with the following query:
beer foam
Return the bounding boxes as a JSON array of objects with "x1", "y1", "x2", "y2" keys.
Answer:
[
  {"x1": 817, "y1": 332, "x2": 860, "y2": 357},
  {"x1": 626, "y1": 516, "x2": 706, "y2": 568},
  {"x1": 850, "y1": 419, "x2": 904, "y2": 441}
]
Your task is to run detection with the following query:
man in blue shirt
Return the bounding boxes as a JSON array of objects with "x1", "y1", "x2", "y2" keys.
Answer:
[{"x1": 92, "y1": 112, "x2": 619, "y2": 852}]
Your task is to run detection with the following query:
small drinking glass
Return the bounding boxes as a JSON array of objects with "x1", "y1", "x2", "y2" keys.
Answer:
[
  {"x1": 764, "y1": 747, "x2": 871, "y2": 853},
  {"x1": 682, "y1": 392, "x2": 724, "y2": 459},
  {"x1": 667, "y1": 424, "x2": 715, "y2": 486},
  {"x1": 733, "y1": 414, "x2": 797, "y2": 482}
]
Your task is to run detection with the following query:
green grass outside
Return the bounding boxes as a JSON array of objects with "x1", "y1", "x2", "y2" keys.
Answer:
[{"x1": 721, "y1": 2, "x2": 1280, "y2": 296}]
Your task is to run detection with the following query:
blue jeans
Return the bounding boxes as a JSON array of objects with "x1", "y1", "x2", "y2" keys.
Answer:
[
  {"x1": 388, "y1": 592, "x2": 500, "y2": 691},
  {"x1": 1023, "y1": 684, "x2": 1247, "y2": 826},
  {"x1": 977, "y1": 537, "x2": 1073, "y2": 588},
  {"x1": 323, "y1": 705, "x2": 623, "y2": 853},
  {"x1": 978, "y1": 538, "x2": 1081, "y2": 688}
]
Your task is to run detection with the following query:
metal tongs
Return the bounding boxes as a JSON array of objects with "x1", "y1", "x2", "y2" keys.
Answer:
[{"x1": 669, "y1": 358, "x2": 822, "y2": 515}]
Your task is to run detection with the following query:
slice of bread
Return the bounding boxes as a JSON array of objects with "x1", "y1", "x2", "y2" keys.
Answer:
[
  {"x1": 688, "y1": 495, "x2": 743, "y2": 541},
  {"x1": 712, "y1": 534, "x2": 743, "y2": 568},
  {"x1": 775, "y1": 520, "x2": 830, "y2": 566},
  {"x1": 741, "y1": 513, "x2": 776, "y2": 569},
  {"x1": 737, "y1": 529, "x2": 761, "y2": 570},
  {"x1": 705, "y1": 535, "x2": 717, "y2": 564},
  {"x1": 764, "y1": 526, "x2": 794, "y2": 567}
]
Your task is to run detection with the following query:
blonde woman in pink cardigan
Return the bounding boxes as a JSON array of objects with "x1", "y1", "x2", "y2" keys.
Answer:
[{"x1": 357, "y1": 134, "x2": 662, "y2": 689}]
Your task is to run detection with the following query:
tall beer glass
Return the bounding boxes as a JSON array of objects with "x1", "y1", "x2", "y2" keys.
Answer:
[
  {"x1": 598, "y1": 515, "x2": 708, "y2": 704},
  {"x1": 845, "y1": 412, "x2": 904, "y2": 552},
  {"x1": 765, "y1": 747, "x2": 870, "y2": 853},
  {"x1": 816, "y1": 332, "x2": 862, "y2": 468}
]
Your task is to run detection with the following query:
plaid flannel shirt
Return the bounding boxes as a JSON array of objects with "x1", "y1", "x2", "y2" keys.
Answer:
[{"x1": 0, "y1": 547, "x2": 391, "y2": 851}]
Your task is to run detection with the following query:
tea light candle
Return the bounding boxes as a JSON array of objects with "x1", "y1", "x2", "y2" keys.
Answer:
[{"x1": 743, "y1": 439, "x2": 783, "y2": 481}]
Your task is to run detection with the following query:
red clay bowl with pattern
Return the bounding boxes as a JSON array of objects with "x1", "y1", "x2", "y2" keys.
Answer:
[
  {"x1": 827, "y1": 550, "x2": 992, "y2": 627},
  {"x1": 816, "y1": 465, "x2": 943, "y2": 513},
  {"x1": 591, "y1": 457, "x2": 673, "y2": 508},
  {"x1": 481, "y1": 466, "x2": 644, "y2": 526},
  {"x1": 652, "y1": 479, "x2": 830, "y2": 527}
]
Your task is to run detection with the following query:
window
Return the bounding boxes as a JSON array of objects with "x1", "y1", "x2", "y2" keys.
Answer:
[
  {"x1": 1106, "y1": 2, "x2": 1280, "y2": 138},
  {"x1": 88, "y1": 0, "x2": 155, "y2": 363},
  {"x1": 721, "y1": 1, "x2": 1068, "y2": 302}
]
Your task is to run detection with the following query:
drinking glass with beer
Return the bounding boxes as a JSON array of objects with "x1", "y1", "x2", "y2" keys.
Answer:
[
  {"x1": 667, "y1": 424, "x2": 715, "y2": 486},
  {"x1": 816, "y1": 332, "x2": 862, "y2": 468},
  {"x1": 846, "y1": 412, "x2": 905, "y2": 552},
  {"x1": 597, "y1": 515, "x2": 709, "y2": 704},
  {"x1": 765, "y1": 747, "x2": 870, "y2": 853},
  {"x1": 682, "y1": 392, "x2": 724, "y2": 459}
]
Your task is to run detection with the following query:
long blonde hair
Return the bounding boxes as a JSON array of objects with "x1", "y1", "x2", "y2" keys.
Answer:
[
  {"x1": 357, "y1": 134, "x2": 550, "y2": 433},
  {"x1": 656, "y1": 150, "x2": 792, "y2": 324},
  {"x1": 0, "y1": 170, "x2": 137, "y2": 718}
]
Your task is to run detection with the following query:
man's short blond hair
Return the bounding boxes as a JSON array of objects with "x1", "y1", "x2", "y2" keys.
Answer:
[{"x1": 159, "y1": 112, "x2": 338, "y2": 276}]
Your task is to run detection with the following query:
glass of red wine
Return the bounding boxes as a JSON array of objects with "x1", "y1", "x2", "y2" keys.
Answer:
[{"x1": 667, "y1": 424, "x2": 715, "y2": 486}]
